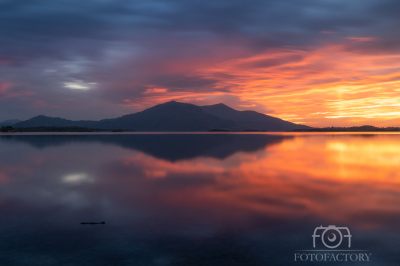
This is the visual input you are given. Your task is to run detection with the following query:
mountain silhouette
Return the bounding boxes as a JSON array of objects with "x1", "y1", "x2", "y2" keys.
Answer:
[
  {"x1": 0, "y1": 119, "x2": 22, "y2": 127},
  {"x1": 94, "y1": 101, "x2": 236, "y2": 131},
  {"x1": 10, "y1": 115, "x2": 98, "y2": 128},
  {"x1": 200, "y1": 103, "x2": 306, "y2": 131},
  {"x1": 13, "y1": 101, "x2": 310, "y2": 131}
]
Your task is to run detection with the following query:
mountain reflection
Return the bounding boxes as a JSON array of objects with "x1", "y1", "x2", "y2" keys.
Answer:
[
  {"x1": 0, "y1": 133, "x2": 400, "y2": 265},
  {"x1": 0, "y1": 134, "x2": 291, "y2": 161}
]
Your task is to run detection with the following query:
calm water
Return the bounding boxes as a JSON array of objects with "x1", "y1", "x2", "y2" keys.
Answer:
[{"x1": 0, "y1": 133, "x2": 400, "y2": 265}]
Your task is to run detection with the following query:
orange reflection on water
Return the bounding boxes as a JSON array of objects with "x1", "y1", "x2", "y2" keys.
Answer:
[{"x1": 122, "y1": 134, "x2": 400, "y2": 231}]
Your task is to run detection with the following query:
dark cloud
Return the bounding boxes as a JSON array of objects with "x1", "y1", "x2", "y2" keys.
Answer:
[
  {"x1": 159, "y1": 76, "x2": 218, "y2": 89},
  {"x1": 239, "y1": 55, "x2": 304, "y2": 69},
  {"x1": 343, "y1": 37, "x2": 400, "y2": 55}
]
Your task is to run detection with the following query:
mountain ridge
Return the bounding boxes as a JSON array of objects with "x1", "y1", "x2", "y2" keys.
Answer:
[
  {"x1": 12, "y1": 101, "x2": 310, "y2": 131},
  {"x1": 0, "y1": 119, "x2": 22, "y2": 127}
]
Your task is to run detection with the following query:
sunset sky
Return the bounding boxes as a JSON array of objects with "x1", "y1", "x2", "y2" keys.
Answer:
[{"x1": 1, "y1": 0, "x2": 400, "y2": 127}]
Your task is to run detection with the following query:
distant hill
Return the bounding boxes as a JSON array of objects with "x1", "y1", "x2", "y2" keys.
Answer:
[
  {"x1": 0, "y1": 119, "x2": 22, "y2": 127},
  {"x1": 13, "y1": 115, "x2": 98, "y2": 128},
  {"x1": 13, "y1": 101, "x2": 310, "y2": 131}
]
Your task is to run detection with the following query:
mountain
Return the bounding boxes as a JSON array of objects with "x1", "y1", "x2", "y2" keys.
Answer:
[
  {"x1": 0, "y1": 119, "x2": 22, "y2": 127},
  {"x1": 13, "y1": 101, "x2": 310, "y2": 131},
  {"x1": 12, "y1": 115, "x2": 98, "y2": 128},
  {"x1": 200, "y1": 103, "x2": 306, "y2": 131},
  {"x1": 94, "y1": 101, "x2": 236, "y2": 131}
]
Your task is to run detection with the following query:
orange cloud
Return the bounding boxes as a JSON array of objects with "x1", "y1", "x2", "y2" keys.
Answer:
[
  {"x1": 0, "y1": 172, "x2": 7, "y2": 182},
  {"x1": 346, "y1": 37, "x2": 376, "y2": 42},
  {"x1": 190, "y1": 40, "x2": 400, "y2": 127},
  {"x1": 0, "y1": 82, "x2": 12, "y2": 93},
  {"x1": 114, "y1": 37, "x2": 400, "y2": 127},
  {"x1": 142, "y1": 88, "x2": 168, "y2": 94},
  {"x1": 224, "y1": 51, "x2": 398, "y2": 124}
]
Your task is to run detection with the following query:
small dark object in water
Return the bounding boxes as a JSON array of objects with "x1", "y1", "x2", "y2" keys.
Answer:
[{"x1": 81, "y1": 222, "x2": 105, "y2": 225}]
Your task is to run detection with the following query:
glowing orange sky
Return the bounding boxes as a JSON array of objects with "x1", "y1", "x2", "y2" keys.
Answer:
[{"x1": 123, "y1": 38, "x2": 400, "y2": 127}]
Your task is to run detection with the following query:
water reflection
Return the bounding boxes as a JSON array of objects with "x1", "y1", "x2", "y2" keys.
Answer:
[
  {"x1": 0, "y1": 133, "x2": 399, "y2": 265},
  {"x1": 0, "y1": 134, "x2": 290, "y2": 161}
]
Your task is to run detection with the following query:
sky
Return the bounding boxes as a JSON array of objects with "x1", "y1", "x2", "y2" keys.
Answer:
[{"x1": 1, "y1": 0, "x2": 400, "y2": 127}]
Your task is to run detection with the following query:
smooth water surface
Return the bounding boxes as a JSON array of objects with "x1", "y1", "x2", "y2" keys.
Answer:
[{"x1": 0, "y1": 133, "x2": 400, "y2": 265}]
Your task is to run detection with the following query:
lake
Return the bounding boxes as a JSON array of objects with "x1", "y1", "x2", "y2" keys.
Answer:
[{"x1": 0, "y1": 133, "x2": 399, "y2": 265}]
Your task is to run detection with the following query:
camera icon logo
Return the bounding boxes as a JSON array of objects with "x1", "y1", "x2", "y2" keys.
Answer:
[{"x1": 312, "y1": 225, "x2": 352, "y2": 249}]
